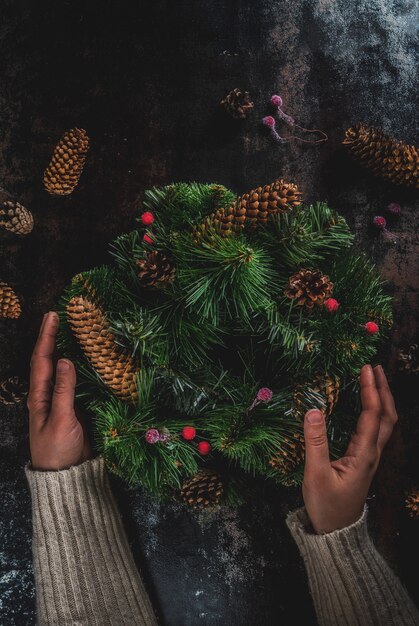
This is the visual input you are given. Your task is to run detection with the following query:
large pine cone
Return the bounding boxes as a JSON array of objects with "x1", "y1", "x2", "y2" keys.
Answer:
[
  {"x1": 0, "y1": 376, "x2": 28, "y2": 405},
  {"x1": 136, "y1": 251, "x2": 176, "y2": 288},
  {"x1": 220, "y1": 88, "x2": 254, "y2": 119},
  {"x1": 180, "y1": 469, "x2": 224, "y2": 509},
  {"x1": 343, "y1": 124, "x2": 418, "y2": 189},
  {"x1": 406, "y1": 489, "x2": 419, "y2": 520},
  {"x1": 0, "y1": 282, "x2": 21, "y2": 319},
  {"x1": 43, "y1": 128, "x2": 90, "y2": 195},
  {"x1": 284, "y1": 268, "x2": 333, "y2": 310},
  {"x1": 195, "y1": 179, "x2": 302, "y2": 240},
  {"x1": 268, "y1": 431, "x2": 305, "y2": 477},
  {"x1": 293, "y1": 373, "x2": 341, "y2": 419},
  {"x1": 67, "y1": 296, "x2": 139, "y2": 403},
  {"x1": 0, "y1": 200, "x2": 34, "y2": 235}
]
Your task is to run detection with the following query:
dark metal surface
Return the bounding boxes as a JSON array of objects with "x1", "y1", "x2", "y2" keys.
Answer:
[{"x1": 0, "y1": 1, "x2": 418, "y2": 624}]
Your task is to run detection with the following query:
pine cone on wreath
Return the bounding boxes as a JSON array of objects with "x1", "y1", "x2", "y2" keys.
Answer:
[
  {"x1": 293, "y1": 373, "x2": 340, "y2": 419},
  {"x1": 405, "y1": 489, "x2": 419, "y2": 520},
  {"x1": 0, "y1": 376, "x2": 28, "y2": 405},
  {"x1": 220, "y1": 88, "x2": 254, "y2": 119},
  {"x1": 195, "y1": 179, "x2": 302, "y2": 240},
  {"x1": 180, "y1": 469, "x2": 224, "y2": 509},
  {"x1": 0, "y1": 282, "x2": 21, "y2": 319},
  {"x1": 343, "y1": 124, "x2": 419, "y2": 189},
  {"x1": 43, "y1": 127, "x2": 90, "y2": 195},
  {"x1": 0, "y1": 200, "x2": 34, "y2": 235},
  {"x1": 284, "y1": 268, "x2": 333, "y2": 310},
  {"x1": 268, "y1": 431, "x2": 305, "y2": 477},
  {"x1": 136, "y1": 251, "x2": 176, "y2": 288},
  {"x1": 66, "y1": 296, "x2": 139, "y2": 403}
]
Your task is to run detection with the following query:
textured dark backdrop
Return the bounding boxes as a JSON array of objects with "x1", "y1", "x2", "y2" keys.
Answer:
[{"x1": 0, "y1": 1, "x2": 418, "y2": 624}]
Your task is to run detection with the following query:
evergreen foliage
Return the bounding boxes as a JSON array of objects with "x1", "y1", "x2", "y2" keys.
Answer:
[{"x1": 57, "y1": 181, "x2": 393, "y2": 503}]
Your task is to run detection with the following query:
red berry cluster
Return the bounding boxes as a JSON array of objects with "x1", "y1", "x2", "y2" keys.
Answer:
[
  {"x1": 181, "y1": 426, "x2": 211, "y2": 455},
  {"x1": 323, "y1": 299, "x2": 379, "y2": 335}
]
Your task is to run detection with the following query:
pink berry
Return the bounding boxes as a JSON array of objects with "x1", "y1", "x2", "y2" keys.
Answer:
[
  {"x1": 270, "y1": 94, "x2": 283, "y2": 108},
  {"x1": 256, "y1": 387, "x2": 273, "y2": 402},
  {"x1": 143, "y1": 234, "x2": 154, "y2": 244},
  {"x1": 324, "y1": 298, "x2": 340, "y2": 313},
  {"x1": 387, "y1": 202, "x2": 401, "y2": 215},
  {"x1": 141, "y1": 211, "x2": 155, "y2": 226},
  {"x1": 145, "y1": 428, "x2": 160, "y2": 444},
  {"x1": 262, "y1": 115, "x2": 276, "y2": 128},
  {"x1": 365, "y1": 321, "x2": 379, "y2": 335},
  {"x1": 373, "y1": 216, "x2": 386, "y2": 229},
  {"x1": 197, "y1": 441, "x2": 211, "y2": 455}
]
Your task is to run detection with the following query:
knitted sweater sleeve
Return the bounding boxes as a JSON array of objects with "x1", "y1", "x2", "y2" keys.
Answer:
[
  {"x1": 286, "y1": 504, "x2": 419, "y2": 626},
  {"x1": 25, "y1": 456, "x2": 158, "y2": 626}
]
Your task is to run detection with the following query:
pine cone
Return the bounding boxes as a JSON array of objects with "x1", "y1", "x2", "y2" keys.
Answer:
[
  {"x1": 136, "y1": 251, "x2": 176, "y2": 288},
  {"x1": 194, "y1": 179, "x2": 302, "y2": 240},
  {"x1": 396, "y1": 344, "x2": 418, "y2": 374},
  {"x1": 180, "y1": 469, "x2": 224, "y2": 509},
  {"x1": 0, "y1": 376, "x2": 28, "y2": 405},
  {"x1": 405, "y1": 489, "x2": 419, "y2": 520},
  {"x1": 0, "y1": 282, "x2": 21, "y2": 319},
  {"x1": 220, "y1": 88, "x2": 254, "y2": 119},
  {"x1": 268, "y1": 431, "x2": 305, "y2": 476},
  {"x1": 43, "y1": 128, "x2": 90, "y2": 195},
  {"x1": 293, "y1": 373, "x2": 340, "y2": 419},
  {"x1": 343, "y1": 124, "x2": 419, "y2": 189},
  {"x1": 66, "y1": 296, "x2": 139, "y2": 403},
  {"x1": 284, "y1": 268, "x2": 333, "y2": 310},
  {"x1": 0, "y1": 200, "x2": 34, "y2": 235}
]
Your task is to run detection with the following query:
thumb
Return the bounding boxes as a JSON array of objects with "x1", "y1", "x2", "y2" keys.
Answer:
[
  {"x1": 304, "y1": 409, "x2": 330, "y2": 474},
  {"x1": 50, "y1": 359, "x2": 77, "y2": 421}
]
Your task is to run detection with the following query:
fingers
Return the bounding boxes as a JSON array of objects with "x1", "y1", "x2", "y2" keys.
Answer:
[
  {"x1": 303, "y1": 409, "x2": 330, "y2": 476},
  {"x1": 50, "y1": 359, "x2": 77, "y2": 423},
  {"x1": 354, "y1": 364, "x2": 381, "y2": 451},
  {"x1": 28, "y1": 312, "x2": 59, "y2": 427},
  {"x1": 374, "y1": 365, "x2": 398, "y2": 453}
]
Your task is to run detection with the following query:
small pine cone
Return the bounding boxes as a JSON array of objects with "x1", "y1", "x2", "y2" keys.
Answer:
[
  {"x1": 180, "y1": 469, "x2": 224, "y2": 509},
  {"x1": 396, "y1": 344, "x2": 418, "y2": 374},
  {"x1": 268, "y1": 431, "x2": 305, "y2": 476},
  {"x1": 343, "y1": 124, "x2": 419, "y2": 189},
  {"x1": 0, "y1": 200, "x2": 34, "y2": 235},
  {"x1": 136, "y1": 251, "x2": 176, "y2": 288},
  {"x1": 66, "y1": 296, "x2": 139, "y2": 403},
  {"x1": 311, "y1": 373, "x2": 341, "y2": 418},
  {"x1": 220, "y1": 88, "x2": 254, "y2": 119},
  {"x1": 405, "y1": 489, "x2": 419, "y2": 519},
  {"x1": 0, "y1": 282, "x2": 21, "y2": 319},
  {"x1": 284, "y1": 268, "x2": 334, "y2": 310},
  {"x1": 0, "y1": 376, "x2": 28, "y2": 405},
  {"x1": 43, "y1": 128, "x2": 90, "y2": 196}
]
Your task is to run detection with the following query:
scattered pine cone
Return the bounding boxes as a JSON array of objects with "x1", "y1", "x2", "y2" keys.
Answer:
[
  {"x1": 220, "y1": 88, "x2": 254, "y2": 119},
  {"x1": 194, "y1": 179, "x2": 302, "y2": 240},
  {"x1": 405, "y1": 489, "x2": 419, "y2": 519},
  {"x1": 0, "y1": 282, "x2": 21, "y2": 319},
  {"x1": 284, "y1": 268, "x2": 333, "y2": 310},
  {"x1": 66, "y1": 296, "x2": 138, "y2": 403},
  {"x1": 0, "y1": 200, "x2": 34, "y2": 235},
  {"x1": 136, "y1": 251, "x2": 176, "y2": 288},
  {"x1": 0, "y1": 376, "x2": 28, "y2": 405},
  {"x1": 180, "y1": 469, "x2": 224, "y2": 509},
  {"x1": 396, "y1": 344, "x2": 418, "y2": 374},
  {"x1": 268, "y1": 431, "x2": 305, "y2": 476},
  {"x1": 43, "y1": 128, "x2": 90, "y2": 195},
  {"x1": 343, "y1": 124, "x2": 419, "y2": 189}
]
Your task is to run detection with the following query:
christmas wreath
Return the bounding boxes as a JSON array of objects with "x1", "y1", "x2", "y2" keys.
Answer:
[{"x1": 57, "y1": 179, "x2": 393, "y2": 508}]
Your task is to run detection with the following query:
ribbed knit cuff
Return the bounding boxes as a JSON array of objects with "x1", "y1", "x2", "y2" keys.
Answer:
[
  {"x1": 26, "y1": 457, "x2": 158, "y2": 626},
  {"x1": 286, "y1": 504, "x2": 419, "y2": 626}
]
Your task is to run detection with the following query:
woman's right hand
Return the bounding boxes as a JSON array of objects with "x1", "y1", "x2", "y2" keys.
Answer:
[{"x1": 302, "y1": 364, "x2": 398, "y2": 534}]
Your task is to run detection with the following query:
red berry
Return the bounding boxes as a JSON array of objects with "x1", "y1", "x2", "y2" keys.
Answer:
[
  {"x1": 182, "y1": 426, "x2": 196, "y2": 441},
  {"x1": 143, "y1": 234, "x2": 154, "y2": 244},
  {"x1": 324, "y1": 298, "x2": 340, "y2": 313},
  {"x1": 141, "y1": 211, "x2": 155, "y2": 226},
  {"x1": 365, "y1": 321, "x2": 379, "y2": 335},
  {"x1": 373, "y1": 216, "x2": 386, "y2": 229},
  {"x1": 197, "y1": 441, "x2": 211, "y2": 455}
]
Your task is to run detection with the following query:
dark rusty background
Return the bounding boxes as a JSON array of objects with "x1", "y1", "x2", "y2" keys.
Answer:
[{"x1": 0, "y1": 1, "x2": 418, "y2": 624}]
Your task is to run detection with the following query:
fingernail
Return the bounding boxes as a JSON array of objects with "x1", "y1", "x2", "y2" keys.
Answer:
[
  {"x1": 57, "y1": 359, "x2": 70, "y2": 371},
  {"x1": 48, "y1": 311, "x2": 58, "y2": 323},
  {"x1": 306, "y1": 409, "x2": 323, "y2": 424}
]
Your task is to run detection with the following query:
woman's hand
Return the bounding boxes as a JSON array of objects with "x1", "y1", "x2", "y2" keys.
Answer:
[
  {"x1": 302, "y1": 364, "x2": 398, "y2": 533},
  {"x1": 27, "y1": 311, "x2": 92, "y2": 470}
]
